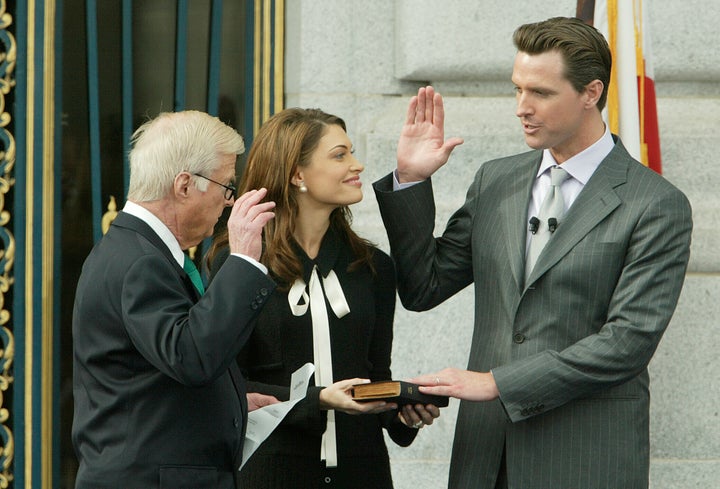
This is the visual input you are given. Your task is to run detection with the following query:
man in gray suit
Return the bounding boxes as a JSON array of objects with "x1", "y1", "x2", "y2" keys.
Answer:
[
  {"x1": 72, "y1": 111, "x2": 277, "y2": 488},
  {"x1": 373, "y1": 17, "x2": 692, "y2": 489}
]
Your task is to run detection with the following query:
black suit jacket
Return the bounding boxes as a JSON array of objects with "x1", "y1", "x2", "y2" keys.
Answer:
[
  {"x1": 233, "y1": 227, "x2": 417, "y2": 489},
  {"x1": 72, "y1": 212, "x2": 276, "y2": 489}
]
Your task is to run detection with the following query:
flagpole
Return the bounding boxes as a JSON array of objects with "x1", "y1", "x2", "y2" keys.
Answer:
[
  {"x1": 580, "y1": 0, "x2": 662, "y2": 173},
  {"x1": 615, "y1": 0, "x2": 642, "y2": 161}
]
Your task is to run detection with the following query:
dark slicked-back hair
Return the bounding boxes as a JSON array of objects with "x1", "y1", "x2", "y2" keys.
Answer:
[{"x1": 513, "y1": 16, "x2": 612, "y2": 111}]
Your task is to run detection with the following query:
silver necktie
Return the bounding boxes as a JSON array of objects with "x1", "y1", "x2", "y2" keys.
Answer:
[{"x1": 525, "y1": 166, "x2": 570, "y2": 283}]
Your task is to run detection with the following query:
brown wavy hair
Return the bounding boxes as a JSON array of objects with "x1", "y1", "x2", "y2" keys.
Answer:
[{"x1": 206, "y1": 108, "x2": 374, "y2": 287}]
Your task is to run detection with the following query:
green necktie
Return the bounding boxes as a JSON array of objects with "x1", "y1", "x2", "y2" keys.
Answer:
[{"x1": 183, "y1": 255, "x2": 205, "y2": 295}]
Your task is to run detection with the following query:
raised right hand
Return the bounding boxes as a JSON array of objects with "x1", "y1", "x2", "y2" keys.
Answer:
[
  {"x1": 226, "y1": 188, "x2": 276, "y2": 260},
  {"x1": 396, "y1": 86, "x2": 464, "y2": 184}
]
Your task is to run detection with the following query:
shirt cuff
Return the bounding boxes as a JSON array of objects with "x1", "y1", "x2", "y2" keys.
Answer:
[
  {"x1": 231, "y1": 253, "x2": 269, "y2": 275},
  {"x1": 392, "y1": 169, "x2": 424, "y2": 191}
]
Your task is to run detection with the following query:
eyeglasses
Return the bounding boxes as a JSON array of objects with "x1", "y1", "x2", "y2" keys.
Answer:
[{"x1": 193, "y1": 173, "x2": 237, "y2": 200}]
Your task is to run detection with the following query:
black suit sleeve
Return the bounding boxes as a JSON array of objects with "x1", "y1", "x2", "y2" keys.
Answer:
[{"x1": 123, "y1": 252, "x2": 275, "y2": 385}]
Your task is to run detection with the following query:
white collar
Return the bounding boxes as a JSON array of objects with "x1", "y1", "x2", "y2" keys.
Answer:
[
  {"x1": 122, "y1": 200, "x2": 185, "y2": 267},
  {"x1": 538, "y1": 125, "x2": 614, "y2": 184}
]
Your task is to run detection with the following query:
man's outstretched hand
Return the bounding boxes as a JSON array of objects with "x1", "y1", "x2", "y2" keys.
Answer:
[{"x1": 396, "y1": 86, "x2": 464, "y2": 184}]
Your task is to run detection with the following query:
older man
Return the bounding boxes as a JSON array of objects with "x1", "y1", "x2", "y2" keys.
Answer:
[{"x1": 72, "y1": 111, "x2": 276, "y2": 489}]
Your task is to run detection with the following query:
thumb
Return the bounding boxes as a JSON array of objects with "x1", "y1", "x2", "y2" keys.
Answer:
[{"x1": 443, "y1": 137, "x2": 464, "y2": 155}]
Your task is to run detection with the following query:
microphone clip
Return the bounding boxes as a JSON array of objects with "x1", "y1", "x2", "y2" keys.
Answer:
[
  {"x1": 548, "y1": 217, "x2": 558, "y2": 233},
  {"x1": 528, "y1": 216, "x2": 540, "y2": 234}
]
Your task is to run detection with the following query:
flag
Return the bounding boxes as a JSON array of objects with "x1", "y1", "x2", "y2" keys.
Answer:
[{"x1": 576, "y1": 0, "x2": 662, "y2": 174}]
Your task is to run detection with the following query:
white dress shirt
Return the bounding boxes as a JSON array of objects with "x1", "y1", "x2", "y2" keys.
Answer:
[
  {"x1": 525, "y1": 126, "x2": 614, "y2": 250},
  {"x1": 122, "y1": 200, "x2": 267, "y2": 273}
]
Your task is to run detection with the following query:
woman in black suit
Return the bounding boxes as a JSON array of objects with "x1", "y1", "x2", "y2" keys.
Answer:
[{"x1": 208, "y1": 108, "x2": 439, "y2": 488}]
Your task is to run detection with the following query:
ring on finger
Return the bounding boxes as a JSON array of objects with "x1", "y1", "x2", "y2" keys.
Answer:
[
  {"x1": 435, "y1": 376, "x2": 441, "y2": 385},
  {"x1": 413, "y1": 421, "x2": 424, "y2": 429}
]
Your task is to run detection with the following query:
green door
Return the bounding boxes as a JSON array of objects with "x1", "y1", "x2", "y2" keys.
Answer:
[{"x1": 1, "y1": 1, "x2": 284, "y2": 487}]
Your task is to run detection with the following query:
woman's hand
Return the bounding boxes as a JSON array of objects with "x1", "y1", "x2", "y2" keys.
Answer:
[
  {"x1": 319, "y1": 378, "x2": 397, "y2": 415},
  {"x1": 397, "y1": 403, "x2": 441, "y2": 429}
]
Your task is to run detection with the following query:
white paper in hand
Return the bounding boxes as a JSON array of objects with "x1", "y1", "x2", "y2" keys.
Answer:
[{"x1": 240, "y1": 362, "x2": 315, "y2": 470}]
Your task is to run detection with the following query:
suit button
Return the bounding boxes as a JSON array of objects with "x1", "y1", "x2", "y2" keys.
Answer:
[
  {"x1": 233, "y1": 418, "x2": 240, "y2": 427},
  {"x1": 513, "y1": 333, "x2": 525, "y2": 344},
  {"x1": 520, "y1": 408, "x2": 529, "y2": 416},
  {"x1": 260, "y1": 288, "x2": 269, "y2": 296},
  {"x1": 324, "y1": 476, "x2": 331, "y2": 484}
]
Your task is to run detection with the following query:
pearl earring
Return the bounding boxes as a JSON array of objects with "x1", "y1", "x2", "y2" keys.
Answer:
[{"x1": 298, "y1": 182, "x2": 307, "y2": 193}]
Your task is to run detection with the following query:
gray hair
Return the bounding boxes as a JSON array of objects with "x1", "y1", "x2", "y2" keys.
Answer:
[{"x1": 127, "y1": 110, "x2": 245, "y2": 202}]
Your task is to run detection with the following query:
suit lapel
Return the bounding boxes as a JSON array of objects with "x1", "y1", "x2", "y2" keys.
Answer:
[
  {"x1": 112, "y1": 212, "x2": 201, "y2": 300},
  {"x1": 525, "y1": 141, "x2": 631, "y2": 287},
  {"x1": 500, "y1": 153, "x2": 541, "y2": 291},
  {"x1": 112, "y1": 211, "x2": 176, "y2": 261}
]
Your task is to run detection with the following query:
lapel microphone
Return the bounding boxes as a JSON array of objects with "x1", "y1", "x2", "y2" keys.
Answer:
[
  {"x1": 528, "y1": 217, "x2": 540, "y2": 234},
  {"x1": 548, "y1": 217, "x2": 558, "y2": 233}
]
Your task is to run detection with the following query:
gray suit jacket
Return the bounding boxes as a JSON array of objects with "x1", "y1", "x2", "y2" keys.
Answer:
[
  {"x1": 374, "y1": 139, "x2": 692, "y2": 489},
  {"x1": 72, "y1": 212, "x2": 276, "y2": 489}
]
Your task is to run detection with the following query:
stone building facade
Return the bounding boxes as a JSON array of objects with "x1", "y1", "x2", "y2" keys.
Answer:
[{"x1": 284, "y1": 1, "x2": 719, "y2": 487}]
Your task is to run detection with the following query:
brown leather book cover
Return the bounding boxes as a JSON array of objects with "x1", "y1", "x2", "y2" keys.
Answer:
[{"x1": 351, "y1": 380, "x2": 449, "y2": 407}]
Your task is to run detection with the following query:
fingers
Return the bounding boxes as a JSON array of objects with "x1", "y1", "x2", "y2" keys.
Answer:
[
  {"x1": 424, "y1": 404, "x2": 441, "y2": 420},
  {"x1": 399, "y1": 403, "x2": 441, "y2": 428},
  {"x1": 413, "y1": 86, "x2": 433, "y2": 124},
  {"x1": 227, "y1": 188, "x2": 276, "y2": 258},
  {"x1": 341, "y1": 378, "x2": 397, "y2": 414},
  {"x1": 433, "y1": 89, "x2": 445, "y2": 126},
  {"x1": 247, "y1": 392, "x2": 280, "y2": 411},
  {"x1": 413, "y1": 370, "x2": 500, "y2": 402},
  {"x1": 440, "y1": 136, "x2": 465, "y2": 163},
  {"x1": 407, "y1": 86, "x2": 455, "y2": 130},
  {"x1": 231, "y1": 188, "x2": 276, "y2": 224},
  {"x1": 424, "y1": 86, "x2": 435, "y2": 123},
  {"x1": 409, "y1": 371, "x2": 445, "y2": 386},
  {"x1": 400, "y1": 405, "x2": 423, "y2": 428},
  {"x1": 398, "y1": 406, "x2": 417, "y2": 427},
  {"x1": 417, "y1": 381, "x2": 452, "y2": 398},
  {"x1": 431, "y1": 89, "x2": 464, "y2": 151},
  {"x1": 405, "y1": 95, "x2": 419, "y2": 125},
  {"x1": 416, "y1": 87, "x2": 427, "y2": 123},
  {"x1": 444, "y1": 137, "x2": 465, "y2": 152},
  {"x1": 323, "y1": 378, "x2": 400, "y2": 415},
  {"x1": 335, "y1": 378, "x2": 368, "y2": 391},
  {"x1": 410, "y1": 370, "x2": 454, "y2": 398},
  {"x1": 353, "y1": 399, "x2": 397, "y2": 415},
  {"x1": 416, "y1": 405, "x2": 437, "y2": 425}
]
